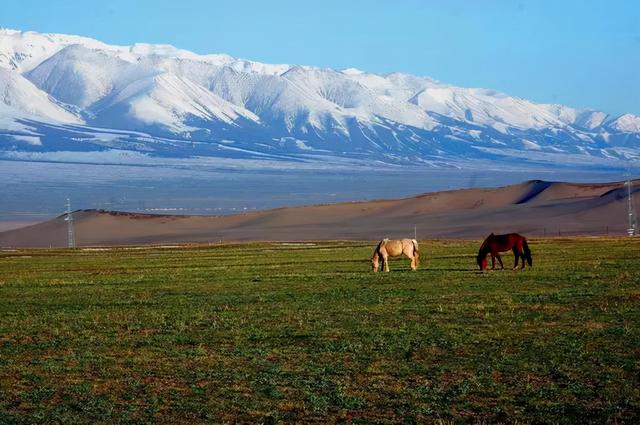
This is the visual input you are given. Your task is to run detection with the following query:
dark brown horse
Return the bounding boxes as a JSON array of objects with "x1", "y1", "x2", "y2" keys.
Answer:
[{"x1": 476, "y1": 233, "x2": 532, "y2": 270}]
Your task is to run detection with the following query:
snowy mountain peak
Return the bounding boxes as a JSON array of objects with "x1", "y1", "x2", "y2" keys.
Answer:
[
  {"x1": 608, "y1": 113, "x2": 640, "y2": 133},
  {"x1": 342, "y1": 68, "x2": 365, "y2": 75}
]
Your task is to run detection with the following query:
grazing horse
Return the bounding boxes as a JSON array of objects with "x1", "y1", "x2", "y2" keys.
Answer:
[
  {"x1": 371, "y1": 238, "x2": 419, "y2": 272},
  {"x1": 476, "y1": 233, "x2": 532, "y2": 270}
]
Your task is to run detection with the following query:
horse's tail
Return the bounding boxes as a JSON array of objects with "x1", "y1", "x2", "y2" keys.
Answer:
[
  {"x1": 522, "y1": 238, "x2": 532, "y2": 267},
  {"x1": 411, "y1": 238, "x2": 419, "y2": 266}
]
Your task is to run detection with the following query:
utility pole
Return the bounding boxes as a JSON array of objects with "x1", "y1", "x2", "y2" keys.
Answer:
[
  {"x1": 65, "y1": 198, "x2": 76, "y2": 248},
  {"x1": 414, "y1": 225, "x2": 417, "y2": 240},
  {"x1": 626, "y1": 173, "x2": 637, "y2": 236}
]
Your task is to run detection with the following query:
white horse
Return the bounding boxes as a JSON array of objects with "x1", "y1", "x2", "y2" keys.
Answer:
[{"x1": 371, "y1": 238, "x2": 420, "y2": 272}]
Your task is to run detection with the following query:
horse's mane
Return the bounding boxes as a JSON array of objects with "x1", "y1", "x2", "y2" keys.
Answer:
[
  {"x1": 373, "y1": 239, "x2": 387, "y2": 256},
  {"x1": 478, "y1": 233, "x2": 494, "y2": 253}
]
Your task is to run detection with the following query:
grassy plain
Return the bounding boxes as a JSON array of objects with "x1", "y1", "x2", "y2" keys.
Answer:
[{"x1": 0, "y1": 238, "x2": 639, "y2": 423}]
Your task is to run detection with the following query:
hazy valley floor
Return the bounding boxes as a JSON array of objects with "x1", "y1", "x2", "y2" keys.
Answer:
[{"x1": 0, "y1": 159, "x2": 627, "y2": 223}]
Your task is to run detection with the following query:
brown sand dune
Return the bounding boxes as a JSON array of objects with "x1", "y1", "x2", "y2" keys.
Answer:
[{"x1": 1, "y1": 180, "x2": 638, "y2": 247}]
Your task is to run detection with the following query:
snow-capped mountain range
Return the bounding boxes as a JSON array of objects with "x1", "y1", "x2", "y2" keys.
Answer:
[{"x1": 1, "y1": 28, "x2": 639, "y2": 168}]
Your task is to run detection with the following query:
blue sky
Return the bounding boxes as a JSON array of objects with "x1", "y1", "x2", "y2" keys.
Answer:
[{"x1": 3, "y1": 0, "x2": 639, "y2": 115}]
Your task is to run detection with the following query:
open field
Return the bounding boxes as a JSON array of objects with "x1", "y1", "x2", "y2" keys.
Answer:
[{"x1": 1, "y1": 238, "x2": 639, "y2": 423}]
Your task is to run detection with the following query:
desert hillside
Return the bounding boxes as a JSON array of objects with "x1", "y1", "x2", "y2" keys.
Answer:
[{"x1": 0, "y1": 180, "x2": 638, "y2": 247}]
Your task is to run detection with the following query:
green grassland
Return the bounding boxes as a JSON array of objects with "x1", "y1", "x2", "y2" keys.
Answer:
[{"x1": 0, "y1": 238, "x2": 639, "y2": 423}]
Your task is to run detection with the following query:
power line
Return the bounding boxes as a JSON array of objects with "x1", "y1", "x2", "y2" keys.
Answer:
[
  {"x1": 625, "y1": 173, "x2": 637, "y2": 237},
  {"x1": 65, "y1": 198, "x2": 76, "y2": 248}
]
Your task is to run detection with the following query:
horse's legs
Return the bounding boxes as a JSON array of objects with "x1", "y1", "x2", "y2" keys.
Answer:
[
  {"x1": 402, "y1": 248, "x2": 415, "y2": 271},
  {"x1": 383, "y1": 254, "x2": 390, "y2": 272},
  {"x1": 512, "y1": 247, "x2": 520, "y2": 270},
  {"x1": 497, "y1": 254, "x2": 504, "y2": 270},
  {"x1": 402, "y1": 246, "x2": 415, "y2": 271},
  {"x1": 490, "y1": 254, "x2": 496, "y2": 270}
]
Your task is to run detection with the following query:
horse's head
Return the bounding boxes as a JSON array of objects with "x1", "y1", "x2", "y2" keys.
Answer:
[
  {"x1": 476, "y1": 251, "x2": 487, "y2": 270},
  {"x1": 476, "y1": 234, "x2": 493, "y2": 270},
  {"x1": 371, "y1": 253, "x2": 380, "y2": 272}
]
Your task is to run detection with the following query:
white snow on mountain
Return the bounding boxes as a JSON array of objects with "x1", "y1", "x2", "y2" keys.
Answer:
[
  {"x1": 26, "y1": 44, "x2": 141, "y2": 108},
  {"x1": 0, "y1": 68, "x2": 81, "y2": 123},
  {"x1": 93, "y1": 72, "x2": 260, "y2": 132},
  {"x1": 0, "y1": 28, "x2": 137, "y2": 74},
  {"x1": 0, "y1": 28, "x2": 639, "y2": 168},
  {"x1": 608, "y1": 114, "x2": 640, "y2": 133},
  {"x1": 409, "y1": 85, "x2": 565, "y2": 130}
]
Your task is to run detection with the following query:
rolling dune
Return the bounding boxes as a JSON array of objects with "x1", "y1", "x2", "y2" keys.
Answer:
[{"x1": 1, "y1": 180, "x2": 638, "y2": 247}]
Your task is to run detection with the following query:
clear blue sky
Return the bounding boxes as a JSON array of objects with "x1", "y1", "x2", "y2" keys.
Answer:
[{"x1": 3, "y1": 0, "x2": 639, "y2": 115}]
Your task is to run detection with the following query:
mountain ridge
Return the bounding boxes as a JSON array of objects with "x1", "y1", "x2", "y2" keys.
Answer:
[{"x1": 1, "y1": 28, "x2": 639, "y2": 168}]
